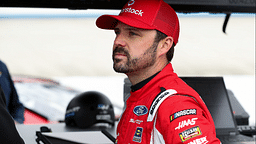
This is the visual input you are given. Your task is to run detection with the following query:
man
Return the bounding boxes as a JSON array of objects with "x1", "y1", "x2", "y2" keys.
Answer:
[
  {"x1": 0, "y1": 86, "x2": 25, "y2": 143},
  {"x1": 96, "y1": 0, "x2": 221, "y2": 143},
  {"x1": 0, "y1": 60, "x2": 25, "y2": 123}
]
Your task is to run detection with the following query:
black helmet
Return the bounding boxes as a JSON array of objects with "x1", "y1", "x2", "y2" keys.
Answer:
[{"x1": 65, "y1": 91, "x2": 115, "y2": 128}]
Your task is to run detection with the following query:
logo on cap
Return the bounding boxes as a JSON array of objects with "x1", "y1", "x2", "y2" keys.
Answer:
[{"x1": 128, "y1": 0, "x2": 135, "y2": 6}]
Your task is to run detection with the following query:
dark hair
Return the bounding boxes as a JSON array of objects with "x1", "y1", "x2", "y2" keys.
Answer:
[{"x1": 154, "y1": 30, "x2": 175, "y2": 62}]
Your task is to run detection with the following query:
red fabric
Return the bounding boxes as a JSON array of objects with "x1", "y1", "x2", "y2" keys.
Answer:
[
  {"x1": 24, "y1": 109, "x2": 49, "y2": 124},
  {"x1": 155, "y1": 96, "x2": 220, "y2": 144},
  {"x1": 116, "y1": 63, "x2": 220, "y2": 144}
]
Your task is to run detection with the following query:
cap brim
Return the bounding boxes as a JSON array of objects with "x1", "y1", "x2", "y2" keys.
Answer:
[{"x1": 96, "y1": 14, "x2": 155, "y2": 30}]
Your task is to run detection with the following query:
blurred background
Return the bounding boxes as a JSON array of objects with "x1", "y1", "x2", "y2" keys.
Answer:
[
  {"x1": 0, "y1": 9, "x2": 254, "y2": 77},
  {"x1": 0, "y1": 8, "x2": 254, "y2": 125}
]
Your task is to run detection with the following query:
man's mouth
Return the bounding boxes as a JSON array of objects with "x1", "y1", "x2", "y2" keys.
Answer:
[
  {"x1": 113, "y1": 47, "x2": 129, "y2": 60},
  {"x1": 114, "y1": 53, "x2": 127, "y2": 58}
]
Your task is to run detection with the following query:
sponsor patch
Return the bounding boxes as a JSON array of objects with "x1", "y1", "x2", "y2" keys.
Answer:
[
  {"x1": 133, "y1": 105, "x2": 148, "y2": 116},
  {"x1": 188, "y1": 136, "x2": 208, "y2": 144},
  {"x1": 133, "y1": 127, "x2": 143, "y2": 143},
  {"x1": 170, "y1": 109, "x2": 197, "y2": 122},
  {"x1": 149, "y1": 91, "x2": 170, "y2": 115},
  {"x1": 179, "y1": 126, "x2": 202, "y2": 142},
  {"x1": 147, "y1": 89, "x2": 177, "y2": 122},
  {"x1": 129, "y1": 118, "x2": 143, "y2": 124},
  {"x1": 175, "y1": 118, "x2": 198, "y2": 130}
]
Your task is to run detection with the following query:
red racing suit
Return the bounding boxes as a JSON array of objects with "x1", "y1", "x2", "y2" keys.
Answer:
[{"x1": 116, "y1": 63, "x2": 221, "y2": 144}]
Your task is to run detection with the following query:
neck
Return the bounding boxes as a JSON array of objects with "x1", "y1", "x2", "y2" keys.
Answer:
[{"x1": 127, "y1": 61, "x2": 168, "y2": 85}]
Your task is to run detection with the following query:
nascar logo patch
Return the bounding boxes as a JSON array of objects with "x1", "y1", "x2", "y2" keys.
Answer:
[{"x1": 170, "y1": 109, "x2": 197, "y2": 122}]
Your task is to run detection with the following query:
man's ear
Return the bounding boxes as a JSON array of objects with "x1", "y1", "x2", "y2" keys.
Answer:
[{"x1": 158, "y1": 36, "x2": 174, "y2": 56}]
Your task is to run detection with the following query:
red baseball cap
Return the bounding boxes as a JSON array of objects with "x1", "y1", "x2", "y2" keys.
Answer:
[{"x1": 96, "y1": 0, "x2": 180, "y2": 44}]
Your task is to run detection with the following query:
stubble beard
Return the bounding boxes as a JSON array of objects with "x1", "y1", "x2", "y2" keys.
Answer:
[{"x1": 112, "y1": 41, "x2": 158, "y2": 74}]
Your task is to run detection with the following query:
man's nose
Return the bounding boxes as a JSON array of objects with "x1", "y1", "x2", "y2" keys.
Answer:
[{"x1": 114, "y1": 34, "x2": 126, "y2": 48}]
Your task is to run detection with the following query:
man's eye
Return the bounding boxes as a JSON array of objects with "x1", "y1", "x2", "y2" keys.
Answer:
[
  {"x1": 114, "y1": 30, "x2": 120, "y2": 35},
  {"x1": 129, "y1": 32, "x2": 137, "y2": 36}
]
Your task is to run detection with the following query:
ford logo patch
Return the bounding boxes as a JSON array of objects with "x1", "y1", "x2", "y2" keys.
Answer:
[{"x1": 133, "y1": 105, "x2": 148, "y2": 116}]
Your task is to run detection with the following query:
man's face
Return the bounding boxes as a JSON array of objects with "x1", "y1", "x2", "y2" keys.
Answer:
[{"x1": 112, "y1": 22, "x2": 158, "y2": 74}]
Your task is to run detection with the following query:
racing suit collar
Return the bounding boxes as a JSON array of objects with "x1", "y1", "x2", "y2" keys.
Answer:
[
  {"x1": 130, "y1": 71, "x2": 160, "y2": 92},
  {"x1": 130, "y1": 63, "x2": 175, "y2": 92},
  {"x1": 128, "y1": 63, "x2": 176, "y2": 102}
]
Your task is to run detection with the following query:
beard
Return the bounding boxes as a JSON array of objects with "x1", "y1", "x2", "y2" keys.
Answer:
[{"x1": 112, "y1": 41, "x2": 158, "y2": 74}]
